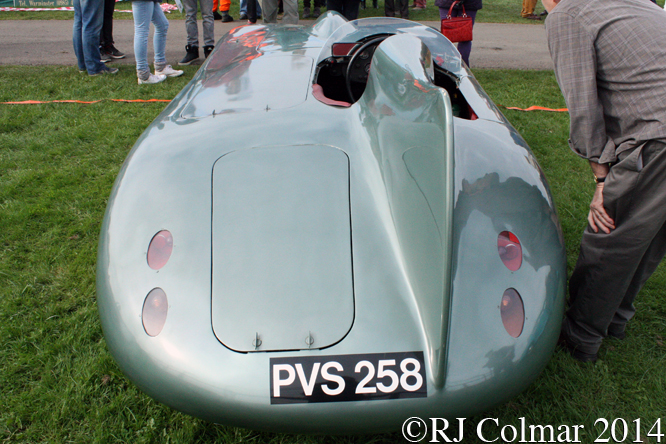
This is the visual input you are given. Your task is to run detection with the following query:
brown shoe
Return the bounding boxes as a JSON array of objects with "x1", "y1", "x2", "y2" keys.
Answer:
[{"x1": 523, "y1": 13, "x2": 542, "y2": 20}]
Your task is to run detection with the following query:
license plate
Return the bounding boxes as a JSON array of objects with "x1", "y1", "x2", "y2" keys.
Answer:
[{"x1": 270, "y1": 351, "x2": 427, "y2": 404}]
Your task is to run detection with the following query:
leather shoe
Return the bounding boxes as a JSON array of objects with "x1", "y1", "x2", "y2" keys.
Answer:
[
  {"x1": 558, "y1": 333, "x2": 598, "y2": 363},
  {"x1": 607, "y1": 325, "x2": 626, "y2": 340}
]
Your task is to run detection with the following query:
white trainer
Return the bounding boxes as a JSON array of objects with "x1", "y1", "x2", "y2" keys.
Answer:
[
  {"x1": 138, "y1": 73, "x2": 167, "y2": 85},
  {"x1": 155, "y1": 65, "x2": 184, "y2": 78}
]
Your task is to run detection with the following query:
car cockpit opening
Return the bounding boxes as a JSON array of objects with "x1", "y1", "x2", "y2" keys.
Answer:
[{"x1": 313, "y1": 34, "x2": 476, "y2": 120}]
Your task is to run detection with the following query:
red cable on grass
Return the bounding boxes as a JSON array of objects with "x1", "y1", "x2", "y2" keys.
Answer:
[
  {"x1": 2, "y1": 99, "x2": 171, "y2": 105},
  {"x1": 503, "y1": 105, "x2": 568, "y2": 112}
]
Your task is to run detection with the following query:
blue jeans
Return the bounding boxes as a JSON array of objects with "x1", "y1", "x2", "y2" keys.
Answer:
[
  {"x1": 240, "y1": 0, "x2": 262, "y2": 16},
  {"x1": 133, "y1": 1, "x2": 169, "y2": 73},
  {"x1": 240, "y1": 0, "x2": 261, "y2": 17},
  {"x1": 72, "y1": 0, "x2": 105, "y2": 74}
]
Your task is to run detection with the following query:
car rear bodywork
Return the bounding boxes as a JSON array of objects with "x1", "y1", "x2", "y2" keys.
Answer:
[{"x1": 97, "y1": 13, "x2": 566, "y2": 434}]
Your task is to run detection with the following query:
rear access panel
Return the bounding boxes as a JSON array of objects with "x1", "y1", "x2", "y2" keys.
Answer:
[{"x1": 211, "y1": 145, "x2": 354, "y2": 352}]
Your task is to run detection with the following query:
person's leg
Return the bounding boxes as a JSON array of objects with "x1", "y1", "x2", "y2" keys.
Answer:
[
  {"x1": 384, "y1": 0, "x2": 395, "y2": 17},
  {"x1": 133, "y1": 1, "x2": 151, "y2": 76},
  {"x1": 342, "y1": 0, "x2": 359, "y2": 19},
  {"x1": 609, "y1": 219, "x2": 666, "y2": 336},
  {"x1": 80, "y1": 0, "x2": 105, "y2": 73},
  {"x1": 202, "y1": 0, "x2": 216, "y2": 44},
  {"x1": 565, "y1": 142, "x2": 666, "y2": 354},
  {"x1": 100, "y1": 0, "x2": 115, "y2": 48},
  {"x1": 520, "y1": 0, "x2": 537, "y2": 17},
  {"x1": 72, "y1": 0, "x2": 86, "y2": 72},
  {"x1": 151, "y1": 1, "x2": 169, "y2": 67},
  {"x1": 399, "y1": 0, "x2": 408, "y2": 19},
  {"x1": 262, "y1": 0, "x2": 278, "y2": 22},
  {"x1": 183, "y1": 0, "x2": 200, "y2": 47},
  {"x1": 282, "y1": 0, "x2": 299, "y2": 23},
  {"x1": 326, "y1": 0, "x2": 342, "y2": 15},
  {"x1": 453, "y1": 9, "x2": 475, "y2": 67}
]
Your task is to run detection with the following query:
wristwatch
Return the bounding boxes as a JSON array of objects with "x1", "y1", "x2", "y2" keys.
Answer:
[{"x1": 594, "y1": 173, "x2": 606, "y2": 184}]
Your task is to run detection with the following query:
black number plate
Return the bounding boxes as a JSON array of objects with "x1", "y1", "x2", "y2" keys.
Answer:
[{"x1": 270, "y1": 351, "x2": 427, "y2": 404}]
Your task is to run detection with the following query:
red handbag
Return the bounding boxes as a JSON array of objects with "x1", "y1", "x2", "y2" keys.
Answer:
[{"x1": 440, "y1": 1, "x2": 473, "y2": 43}]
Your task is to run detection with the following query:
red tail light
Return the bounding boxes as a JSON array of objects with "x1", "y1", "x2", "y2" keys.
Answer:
[
  {"x1": 497, "y1": 231, "x2": 522, "y2": 272},
  {"x1": 142, "y1": 288, "x2": 168, "y2": 337},
  {"x1": 500, "y1": 288, "x2": 524, "y2": 338},
  {"x1": 147, "y1": 230, "x2": 173, "y2": 270}
]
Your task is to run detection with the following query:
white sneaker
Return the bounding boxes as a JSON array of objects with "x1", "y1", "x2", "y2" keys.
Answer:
[
  {"x1": 155, "y1": 65, "x2": 184, "y2": 77},
  {"x1": 138, "y1": 73, "x2": 167, "y2": 85}
]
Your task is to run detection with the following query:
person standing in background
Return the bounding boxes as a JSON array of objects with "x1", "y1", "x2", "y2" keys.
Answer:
[
  {"x1": 73, "y1": 0, "x2": 117, "y2": 75},
  {"x1": 326, "y1": 0, "x2": 360, "y2": 19},
  {"x1": 303, "y1": 0, "x2": 323, "y2": 18},
  {"x1": 132, "y1": 0, "x2": 183, "y2": 84},
  {"x1": 521, "y1": 0, "x2": 541, "y2": 20},
  {"x1": 263, "y1": 0, "x2": 298, "y2": 23},
  {"x1": 435, "y1": 0, "x2": 482, "y2": 67},
  {"x1": 385, "y1": 0, "x2": 408, "y2": 19},
  {"x1": 213, "y1": 0, "x2": 234, "y2": 22},
  {"x1": 180, "y1": 0, "x2": 215, "y2": 65},
  {"x1": 240, "y1": 0, "x2": 262, "y2": 20},
  {"x1": 100, "y1": 0, "x2": 126, "y2": 62},
  {"x1": 411, "y1": 0, "x2": 425, "y2": 10}
]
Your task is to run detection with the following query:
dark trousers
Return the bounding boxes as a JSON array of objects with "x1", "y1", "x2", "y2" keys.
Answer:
[
  {"x1": 100, "y1": 0, "x2": 115, "y2": 48},
  {"x1": 304, "y1": 0, "x2": 324, "y2": 9},
  {"x1": 564, "y1": 141, "x2": 666, "y2": 354},
  {"x1": 385, "y1": 0, "x2": 408, "y2": 18},
  {"x1": 326, "y1": 0, "x2": 360, "y2": 19}
]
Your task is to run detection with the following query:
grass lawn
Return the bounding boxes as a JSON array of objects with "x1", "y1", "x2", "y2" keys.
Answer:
[{"x1": 1, "y1": 66, "x2": 665, "y2": 443}]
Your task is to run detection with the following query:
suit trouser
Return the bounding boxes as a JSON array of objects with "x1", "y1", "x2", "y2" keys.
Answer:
[
  {"x1": 385, "y1": 0, "x2": 408, "y2": 18},
  {"x1": 564, "y1": 140, "x2": 666, "y2": 354},
  {"x1": 521, "y1": 0, "x2": 536, "y2": 16}
]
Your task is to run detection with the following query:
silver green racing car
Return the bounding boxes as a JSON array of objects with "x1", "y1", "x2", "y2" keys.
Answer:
[{"x1": 96, "y1": 12, "x2": 566, "y2": 434}]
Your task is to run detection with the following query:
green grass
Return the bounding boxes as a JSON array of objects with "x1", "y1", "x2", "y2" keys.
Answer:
[{"x1": 1, "y1": 66, "x2": 665, "y2": 443}]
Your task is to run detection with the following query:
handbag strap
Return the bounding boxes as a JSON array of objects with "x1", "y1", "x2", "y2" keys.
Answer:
[{"x1": 446, "y1": 0, "x2": 467, "y2": 19}]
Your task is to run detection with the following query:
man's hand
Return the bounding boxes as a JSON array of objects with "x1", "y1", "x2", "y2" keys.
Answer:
[{"x1": 588, "y1": 183, "x2": 615, "y2": 233}]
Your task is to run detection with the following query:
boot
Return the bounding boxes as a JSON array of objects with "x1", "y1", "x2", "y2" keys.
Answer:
[
  {"x1": 179, "y1": 45, "x2": 199, "y2": 65},
  {"x1": 204, "y1": 45, "x2": 214, "y2": 58},
  {"x1": 220, "y1": 10, "x2": 234, "y2": 21}
]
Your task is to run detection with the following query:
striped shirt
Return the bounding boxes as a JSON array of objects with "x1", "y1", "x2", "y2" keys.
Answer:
[{"x1": 545, "y1": 0, "x2": 666, "y2": 163}]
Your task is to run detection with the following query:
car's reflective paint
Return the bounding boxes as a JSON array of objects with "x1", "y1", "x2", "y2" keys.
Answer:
[{"x1": 97, "y1": 13, "x2": 566, "y2": 434}]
